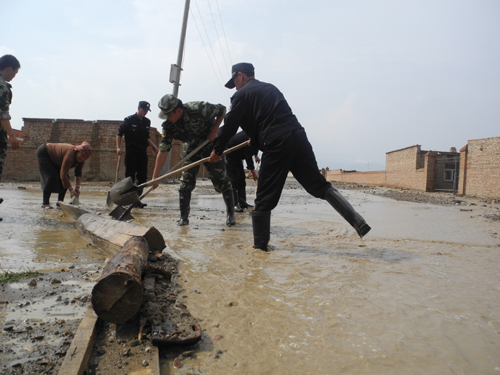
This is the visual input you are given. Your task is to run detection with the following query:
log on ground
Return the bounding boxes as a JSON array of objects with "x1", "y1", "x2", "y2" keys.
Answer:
[
  {"x1": 91, "y1": 236, "x2": 150, "y2": 323},
  {"x1": 76, "y1": 213, "x2": 165, "y2": 256}
]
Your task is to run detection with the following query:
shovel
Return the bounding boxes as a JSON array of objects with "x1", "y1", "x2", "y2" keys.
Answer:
[
  {"x1": 109, "y1": 140, "x2": 249, "y2": 207},
  {"x1": 106, "y1": 154, "x2": 122, "y2": 207},
  {"x1": 70, "y1": 195, "x2": 80, "y2": 206},
  {"x1": 108, "y1": 139, "x2": 210, "y2": 221}
]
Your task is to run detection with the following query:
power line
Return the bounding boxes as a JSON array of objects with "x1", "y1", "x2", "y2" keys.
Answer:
[
  {"x1": 189, "y1": 5, "x2": 229, "y2": 101},
  {"x1": 207, "y1": 0, "x2": 230, "y2": 74},
  {"x1": 215, "y1": 0, "x2": 233, "y2": 68},
  {"x1": 193, "y1": 0, "x2": 226, "y2": 83}
]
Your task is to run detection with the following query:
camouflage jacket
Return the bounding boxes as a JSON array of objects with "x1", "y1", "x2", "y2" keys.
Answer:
[
  {"x1": 0, "y1": 74, "x2": 13, "y2": 120},
  {"x1": 159, "y1": 101, "x2": 226, "y2": 152}
]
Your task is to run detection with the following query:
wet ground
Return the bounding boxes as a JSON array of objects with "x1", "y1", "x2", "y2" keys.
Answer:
[{"x1": 1, "y1": 179, "x2": 500, "y2": 374}]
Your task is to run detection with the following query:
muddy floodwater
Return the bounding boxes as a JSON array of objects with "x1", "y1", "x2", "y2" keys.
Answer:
[{"x1": 1, "y1": 179, "x2": 500, "y2": 374}]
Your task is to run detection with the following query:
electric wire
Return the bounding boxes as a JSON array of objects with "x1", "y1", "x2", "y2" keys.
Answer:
[
  {"x1": 215, "y1": 0, "x2": 233, "y2": 67},
  {"x1": 189, "y1": 6, "x2": 229, "y2": 102},
  {"x1": 207, "y1": 0, "x2": 230, "y2": 74},
  {"x1": 192, "y1": 0, "x2": 227, "y2": 86}
]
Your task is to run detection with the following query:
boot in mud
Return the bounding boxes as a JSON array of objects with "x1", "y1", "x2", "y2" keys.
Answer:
[
  {"x1": 233, "y1": 190, "x2": 244, "y2": 212},
  {"x1": 324, "y1": 187, "x2": 371, "y2": 238},
  {"x1": 252, "y1": 210, "x2": 271, "y2": 251},
  {"x1": 222, "y1": 190, "x2": 236, "y2": 226},
  {"x1": 0, "y1": 198, "x2": 3, "y2": 222},
  {"x1": 178, "y1": 190, "x2": 191, "y2": 226},
  {"x1": 239, "y1": 188, "x2": 254, "y2": 209}
]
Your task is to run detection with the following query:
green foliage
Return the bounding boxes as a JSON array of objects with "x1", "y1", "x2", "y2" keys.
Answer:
[{"x1": 0, "y1": 269, "x2": 39, "y2": 283}]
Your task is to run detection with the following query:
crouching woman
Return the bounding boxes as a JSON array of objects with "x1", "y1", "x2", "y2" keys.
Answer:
[{"x1": 36, "y1": 142, "x2": 92, "y2": 208}]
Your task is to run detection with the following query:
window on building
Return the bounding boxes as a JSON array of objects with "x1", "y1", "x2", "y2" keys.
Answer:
[{"x1": 444, "y1": 163, "x2": 455, "y2": 181}]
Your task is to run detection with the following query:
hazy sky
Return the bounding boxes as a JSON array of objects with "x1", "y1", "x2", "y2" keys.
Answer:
[{"x1": 2, "y1": 0, "x2": 499, "y2": 171}]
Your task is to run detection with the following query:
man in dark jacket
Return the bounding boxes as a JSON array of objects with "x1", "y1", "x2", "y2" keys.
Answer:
[
  {"x1": 116, "y1": 101, "x2": 158, "y2": 208},
  {"x1": 219, "y1": 128, "x2": 259, "y2": 212},
  {"x1": 210, "y1": 63, "x2": 371, "y2": 251}
]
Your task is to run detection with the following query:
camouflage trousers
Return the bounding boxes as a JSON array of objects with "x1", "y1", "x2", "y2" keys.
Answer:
[
  {"x1": 0, "y1": 127, "x2": 7, "y2": 180},
  {"x1": 179, "y1": 140, "x2": 232, "y2": 194}
]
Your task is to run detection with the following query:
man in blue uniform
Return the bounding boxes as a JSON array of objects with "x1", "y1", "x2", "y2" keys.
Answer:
[
  {"x1": 210, "y1": 63, "x2": 371, "y2": 251},
  {"x1": 116, "y1": 101, "x2": 158, "y2": 208},
  {"x1": 219, "y1": 129, "x2": 259, "y2": 212}
]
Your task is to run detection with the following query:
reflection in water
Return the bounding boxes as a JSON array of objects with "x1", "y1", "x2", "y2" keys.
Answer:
[{"x1": 1, "y1": 183, "x2": 499, "y2": 374}]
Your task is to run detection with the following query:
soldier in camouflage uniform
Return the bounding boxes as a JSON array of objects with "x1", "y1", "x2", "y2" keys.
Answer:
[
  {"x1": 0, "y1": 55, "x2": 21, "y2": 222},
  {"x1": 152, "y1": 94, "x2": 236, "y2": 227}
]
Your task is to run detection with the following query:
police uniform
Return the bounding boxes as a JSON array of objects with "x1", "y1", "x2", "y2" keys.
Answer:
[
  {"x1": 0, "y1": 73, "x2": 13, "y2": 179},
  {"x1": 214, "y1": 78, "x2": 330, "y2": 211},
  {"x1": 220, "y1": 129, "x2": 259, "y2": 210},
  {"x1": 117, "y1": 113, "x2": 151, "y2": 194},
  {"x1": 214, "y1": 63, "x2": 371, "y2": 251}
]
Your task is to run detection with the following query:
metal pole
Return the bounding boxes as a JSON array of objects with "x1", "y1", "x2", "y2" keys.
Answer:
[{"x1": 172, "y1": 0, "x2": 191, "y2": 97}]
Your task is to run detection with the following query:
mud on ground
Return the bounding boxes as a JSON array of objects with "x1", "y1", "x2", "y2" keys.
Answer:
[{"x1": 1, "y1": 180, "x2": 499, "y2": 374}]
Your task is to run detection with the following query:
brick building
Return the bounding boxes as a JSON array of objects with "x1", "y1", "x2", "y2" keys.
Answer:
[
  {"x1": 326, "y1": 137, "x2": 500, "y2": 200},
  {"x1": 1, "y1": 117, "x2": 205, "y2": 183}
]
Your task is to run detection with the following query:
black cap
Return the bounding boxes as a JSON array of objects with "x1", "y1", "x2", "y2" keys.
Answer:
[
  {"x1": 225, "y1": 62, "x2": 255, "y2": 89},
  {"x1": 138, "y1": 101, "x2": 151, "y2": 112}
]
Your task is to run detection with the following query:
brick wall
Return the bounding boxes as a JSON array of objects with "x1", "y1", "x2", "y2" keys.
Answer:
[
  {"x1": 460, "y1": 137, "x2": 500, "y2": 199},
  {"x1": 386, "y1": 145, "x2": 425, "y2": 171},
  {"x1": 1, "y1": 118, "x2": 189, "y2": 182},
  {"x1": 327, "y1": 169, "x2": 387, "y2": 186}
]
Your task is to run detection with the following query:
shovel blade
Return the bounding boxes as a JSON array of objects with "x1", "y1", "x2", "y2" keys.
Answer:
[
  {"x1": 70, "y1": 196, "x2": 80, "y2": 206},
  {"x1": 108, "y1": 204, "x2": 135, "y2": 222},
  {"x1": 109, "y1": 177, "x2": 141, "y2": 206}
]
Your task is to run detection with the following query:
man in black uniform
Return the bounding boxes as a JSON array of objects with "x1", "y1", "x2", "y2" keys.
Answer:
[
  {"x1": 218, "y1": 128, "x2": 259, "y2": 212},
  {"x1": 116, "y1": 101, "x2": 158, "y2": 207},
  {"x1": 210, "y1": 63, "x2": 371, "y2": 251}
]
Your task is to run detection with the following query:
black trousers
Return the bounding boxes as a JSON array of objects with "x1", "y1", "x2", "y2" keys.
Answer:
[
  {"x1": 125, "y1": 151, "x2": 148, "y2": 187},
  {"x1": 255, "y1": 128, "x2": 331, "y2": 212},
  {"x1": 225, "y1": 156, "x2": 246, "y2": 191}
]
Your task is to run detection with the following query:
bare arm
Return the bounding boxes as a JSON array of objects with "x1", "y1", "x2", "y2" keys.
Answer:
[
  {"x1": 207, "y1": 110, "x2": 226, "y2": 142},
  {"x1": 148, "y1": 138, "x2": 158, "y2": 153},
  {"x1": 116, "y1": 135, "x2": 123, "y2": 155},
  {"x1": 0, "y1": 119, "x2": 20, "y2": 150},
  {"x1": 152, "y1": 151, "x2": 169, "y2": 190}
]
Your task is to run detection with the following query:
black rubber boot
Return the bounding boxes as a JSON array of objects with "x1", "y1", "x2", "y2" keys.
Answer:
[
  {"x1": 252, "y1": 210, "x2": 271, "y2": 251},
  {"x1": 324, "y1": 187, "x2": 371, "y2": 238},
  {"x1": 222, "y1": 190, "x2": 236, "y2": 226},
  {"x1": 239, "y1": 188, "x2": 254, "y2": 209},
  {"x1": 178, "y1": 190, "x2": 191, "y2": 226},
  {"x1": 233, "y1": 190, "x2": 244, "y2": 212}
]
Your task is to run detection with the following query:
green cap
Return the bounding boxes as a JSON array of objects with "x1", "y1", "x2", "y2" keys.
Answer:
[{"x1": 158, "y1": 94, "x2": 180, "y2": 119}]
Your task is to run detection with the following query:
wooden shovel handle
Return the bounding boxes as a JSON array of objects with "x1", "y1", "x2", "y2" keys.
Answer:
[
  {"x1": 115, "y1": 154, "x2": 121, "y2": 183},
  {"x1": 139, "y1": 140, "x2": 249, "y2": 188}
]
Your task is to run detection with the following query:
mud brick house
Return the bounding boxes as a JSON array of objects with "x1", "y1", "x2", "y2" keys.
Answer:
[
  {"x1": 326, "y1": 137, "x2": 500, "y2": 200},
  {"x1": 1, "y1": 117, "x2": 208, "y2": 183}
]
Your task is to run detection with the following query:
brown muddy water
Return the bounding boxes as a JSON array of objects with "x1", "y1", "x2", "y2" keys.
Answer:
[{"x1": 1, "y1": 180, "x2": 500, "y2": 374}]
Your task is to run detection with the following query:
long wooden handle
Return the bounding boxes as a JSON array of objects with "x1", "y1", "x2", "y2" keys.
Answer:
[
  {"x1": 115, "y1": 154, "x2": 121, "y2": 183},
  {"x1": 136, "y1": 139, "x2": 211, "y2": 201},
  {"x1": 139, "y1": 140, "x2": 249, "y2": 189}
]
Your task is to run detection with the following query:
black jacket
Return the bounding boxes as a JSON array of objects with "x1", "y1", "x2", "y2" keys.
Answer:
[{"x1": 213, "y1": 78, "x2": 303, "y2": 154}]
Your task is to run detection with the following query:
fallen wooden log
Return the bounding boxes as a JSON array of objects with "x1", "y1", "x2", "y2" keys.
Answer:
[
  {"x1": 76, "y1": 213, "x2": 165, "y2": 256},
  {"x1": 58, "y1": 201, "x2": 91, "y2": 221},
  {"x1": 92, "y1": 236, "x2": 149, "y2": 323}
]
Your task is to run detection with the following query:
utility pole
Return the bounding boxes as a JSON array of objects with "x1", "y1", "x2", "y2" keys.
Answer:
[
  {"x1": 163, "y1": 0, "x2": 191, "y2": 178},
  {"x1": 170, "y1": 0, "x2": 191, "y2": 97}
]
